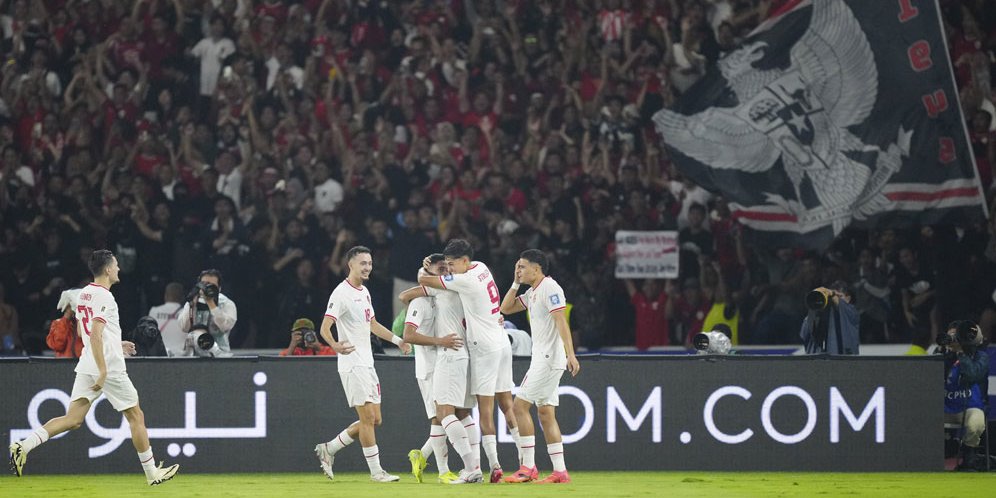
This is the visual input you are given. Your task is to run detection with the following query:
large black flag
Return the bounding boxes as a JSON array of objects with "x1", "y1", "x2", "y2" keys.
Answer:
[{"x1": 654, "y1": 0, "x2": 988, "y2": 249}]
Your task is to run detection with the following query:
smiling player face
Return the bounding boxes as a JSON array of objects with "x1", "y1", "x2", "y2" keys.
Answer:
[{"x1": 348, "y1": 252, "x2": 373, "y2": 281}]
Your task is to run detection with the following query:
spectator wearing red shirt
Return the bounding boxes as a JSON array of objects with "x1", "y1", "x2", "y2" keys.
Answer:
[
  {"x1": 280, "y1": 318, "x2": 335, "y2": 356},
  {"x1": 625, "y1": 279, "x2": 670, "y2": 350},
  {"x1": 673, "y1": 278, "x2": 712, "y2": 346}
]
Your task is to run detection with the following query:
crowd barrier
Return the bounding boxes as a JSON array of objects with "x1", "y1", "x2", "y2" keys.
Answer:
[{"x1": 1, "y1": 355, "x2": 941, "y2": 473}]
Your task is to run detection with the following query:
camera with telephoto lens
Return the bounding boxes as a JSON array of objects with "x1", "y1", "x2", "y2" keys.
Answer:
[
  {"x1": 693, "y1": 327, "x2": 733, "y2": 355},
  {"x1": 937, "y1": 320, "x2": 987, "y2": 352},
  {"x1": 185, "y1": 281, "x2": 220, "y2": 302},
  {"x1": 188, "y1": 325, "x2": 223, "y2": 357},
  {"x1": 805, "y1": 288, "x2": 833, "y2": 310}
]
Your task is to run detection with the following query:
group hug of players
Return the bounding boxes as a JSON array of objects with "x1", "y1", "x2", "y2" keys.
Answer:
[
  {"x1": 8, "y1": 239, "x2": 578, "y2": 486},
  {"x1": 314, "y1": 238, "x2": 580, "y2": 484}
]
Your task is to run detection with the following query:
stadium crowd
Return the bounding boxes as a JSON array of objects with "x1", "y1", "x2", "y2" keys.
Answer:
[{"x1": 1, "y1": 0, "x2": 995, "y2": 355}]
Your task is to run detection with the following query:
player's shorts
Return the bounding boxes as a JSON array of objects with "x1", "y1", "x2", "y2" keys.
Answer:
[
  {"x1": 433, "y1": 355, "x2": 475, "y2": 409},
  {"x1": 340, "y1": 366, "x2": 382, "y2": 407},
  {"x1": 416, "y1": 372, "x2": 436, "y2": 420},
  {"x1": 470, "y1": 342, "x2": 514, "y2": 396},
  {"x1": 516, "y1": 365, "x2": 566, "y2": 407},
  {"x1": 70, "y1": 372, "x2": 139, "y2": 411}
]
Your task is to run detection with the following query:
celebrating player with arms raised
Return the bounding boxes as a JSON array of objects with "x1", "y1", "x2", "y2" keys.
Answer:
[{"x1": 500, "y1": 249, "x2": 580, "y2": 484}]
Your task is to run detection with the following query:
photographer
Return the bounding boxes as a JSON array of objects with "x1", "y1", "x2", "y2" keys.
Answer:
[
  {"x1": 800, "y1": 281, "x2": 859, "y2": 354},
  {"x1": 178, "y1": 269, "x2": 237, "y2": 357},
  {"x1": 279, "y1": 318, "x2": 334, "y2": 356},
  {"x1": 939, "y1": 320, "x2": 990, "y2": 471}
]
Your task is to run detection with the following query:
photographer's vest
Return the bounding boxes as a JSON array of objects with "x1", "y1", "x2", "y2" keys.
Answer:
[{"x1": 944, "y1": 362, "x2": 984, "y2": 413}]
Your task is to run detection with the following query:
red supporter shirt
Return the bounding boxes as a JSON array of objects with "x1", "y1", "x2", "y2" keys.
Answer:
[{"x1": 633, "y1": 291, "x2": 669, "y2": 349}]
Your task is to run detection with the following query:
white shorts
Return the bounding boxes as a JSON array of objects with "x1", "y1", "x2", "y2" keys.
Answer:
[
  {"x1": 433, "y1": 355, "x2": 475, "y2": 409},
  {"x1": 517, "y1": 365, "x2": 565, "y2": 407},
  {"x1": 417, "y1": 373, "x2": 436, "y2": 420},
  {"x1": 70, "y1": 372, "x2": 139, "y2": 411},
  {"x1": 470, "y1": 342, "x2": 514, "y2": 397},
  {"x1": 340, "y1": 367, "x2": 381, "y2": 407}
]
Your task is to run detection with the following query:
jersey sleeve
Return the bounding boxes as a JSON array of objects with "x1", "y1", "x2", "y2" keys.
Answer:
[
  {"x1": 439, "y1": 271, "x2": 474, "y2": 292},
  {"x1": 405, "y1": 299, "x2": 429, "y2": 330},
  {"x1": 545, "y1": 283, "x2": 567, "y2": 314},
  {"x1": 91, "y1": 290, "x2": 112, "y2": 324},
  {"x1": 423, "y1": 285, "x2": 441, "y2": 297},
  {"x1": 325, "y1": 288, "x2": 346, "y2": 320}
]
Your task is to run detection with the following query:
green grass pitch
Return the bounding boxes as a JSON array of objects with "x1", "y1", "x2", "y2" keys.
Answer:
[{"x1": 2, "y1": 472, "x2": 995, "y2": 497}]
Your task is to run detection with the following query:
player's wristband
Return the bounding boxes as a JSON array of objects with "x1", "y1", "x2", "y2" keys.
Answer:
[
  {"x1": 391, "y1": 335, "x2": 404, "y2": 346},
  {"x1": 510, "y1": 283, "x2": 520, "y2": 291}
]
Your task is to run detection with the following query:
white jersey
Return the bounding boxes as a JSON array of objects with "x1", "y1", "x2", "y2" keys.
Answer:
[
  {"x1": 148, "y1": 302, "x2": 184, "y2": 357},
  {"x1": 438, "y1": 262, "x2": 506, "y2": 354},
  {"x1": 520, "y1": 276, "x2": 568, "y2": 369},
  {"x1": 75, "y1": 283, "x2": 127, "y2": 375},
  {"x1": 405, "y1": 296, "x2": 437, "y2": 380},
  {"x1": 424, "y1": 285, "x2": 468, "y2": 359},
  {"x1": 325, "y1": 280, "x2": 376, "y2": 373}
]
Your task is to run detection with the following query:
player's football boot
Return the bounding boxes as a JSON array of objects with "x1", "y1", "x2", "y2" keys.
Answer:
[
  {"x1": 9, "y1": 442, "x2": 25, "y2": 477},
  {"x1": 504, "y1": 465, "x2": 538, "y2": 483},
  {"x1": 438, "y1": 470, "x2": 460, "y2": 483},
  {"x1": 448, "y1": 468, "x2": 483, "y2": 484},
  {"x1": 370, "y1": 470, "x2": 400, "y2": 482},
  {"x1": 489, "y1": 465, "x2": 503, "y2": 483},
  {"x1": 408, "y1": 449, "x2": 427, "y2": 483},
  {"x1": 535, "y1": 470, "x2": 571, "y2": 484},
  {"x1": 314, "y1": 443, "x2": 335, "y2": 480},
  {"x1": 147, "y1": 462, "x2": 179, "y2": 486}
]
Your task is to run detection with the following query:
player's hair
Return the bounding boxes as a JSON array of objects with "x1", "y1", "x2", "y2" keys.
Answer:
[
  {"x1": 443, "y1": 239, "x2": 473, "y2": 260},
  {"x1": 427, "y1": 253, "x2": 445, "y2": 264},
  {"x1": 88, "y1": 249, "x2": 115, "y2": 277},
  {"x1": 198, "y1": 269, "x2": 223, "y2": 287},
  {"x1": 519, "y1": 249, "x2": 549, "y2": 274},
  {"x1": 164, "y1": 282, "x2": 185, "y2": 302},
  {"x1": 345, "y1": 245, "x2": 372, "y2": 263}
]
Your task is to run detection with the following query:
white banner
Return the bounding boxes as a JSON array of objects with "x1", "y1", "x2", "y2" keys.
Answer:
[{"x1": 614, "y1": 230, "x2": 679, "y2": 279}]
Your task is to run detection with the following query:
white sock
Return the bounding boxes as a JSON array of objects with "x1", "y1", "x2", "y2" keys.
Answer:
[
  {"x1": 548, "y1": 442, "x2": 566, "y2": 472},
  {"x1": 327, "y1": 427, "x2": 355, "y2": 455},
  {"x1": 429, "y1": 424, "x2": 449, "y2": 474},
  {"x1": 482, "y1": 434, "x2": 499, "y2": 470},
  {"x1": 520, "y1": 435, "x2": 536, "y2": 468},
  {"x1": 138, "y1": 448, "x2": 156, "y2": 479},
  {"x1": 20, "y1": 427, "x2": 50, "y2": 454},
  {"x1": 420, "y1": 436, "x2": 433, "y2": 459},
  {"x1": 461, "y1": 416, "x2": 481, "y2": 469},
  {"x1": 510, "y1": 426, "x2": 522, "y2": 465},
  {"x1": 363, "y1": 445, "x2": 384, "y2": 475},
  {"x1": 442, "y1": 415, "x2": 476, "y2": 470}
]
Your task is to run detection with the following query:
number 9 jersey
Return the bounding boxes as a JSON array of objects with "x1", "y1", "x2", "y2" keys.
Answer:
[
  {"x1": 437, "y1": 261, "x2": 506, "y2": 355},
  {"x1": 75, "y1": 282, "x2": 127, "y2": 375}
]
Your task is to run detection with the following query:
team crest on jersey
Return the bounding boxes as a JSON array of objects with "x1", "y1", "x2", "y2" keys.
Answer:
[
  {"x1": 443, "y1": 274, "x2": 454, "y2": 282},
  {"x1": 549, "y1": 294, "x2": 560, "y2": 305}
]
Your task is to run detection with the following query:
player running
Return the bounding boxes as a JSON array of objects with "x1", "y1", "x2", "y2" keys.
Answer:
[
  {"x1": 8, "y1": 250, "x2": 179, "y2": 486},
  {"x1": 314, "y1": 246, "x2": 411, "y2": 483},
  {"x1": 500, "y1": 250, "x2": 580, "y2": 484},
  {"x1": 400, "y1": 254, "x2": 464, "y2": 483},
  {"x1": 401, "y1": 254, "x2": 482, "y2": 484},
  {"x1": 419, "y1": 239, "x2": 520, "y2": 483}
]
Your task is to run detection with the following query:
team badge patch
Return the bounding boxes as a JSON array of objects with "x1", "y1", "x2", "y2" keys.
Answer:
[
  {"x1": 549, "y1": 294, "x2": 561, "y2": 305},
  {"x1": 443, "y1": 274, "x2": 454, "y2": 282}
]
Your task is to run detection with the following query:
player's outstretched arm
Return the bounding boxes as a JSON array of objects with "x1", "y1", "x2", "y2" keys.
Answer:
[
  {"x1": 320, "y1": 315, "x2": 354, "y2": 355},
  {"x1": 552, "y1": 309, "x2": 580, "y2": 377},
  {"x1": 398, "y1": 286, "x2": 427, "y2": 305},
  {"x1": 417, "y1": 273, "x2": 445, "y2": 290},
  {"x1": 371, "y1": 318, "x2": 411, "y2": 354}
]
